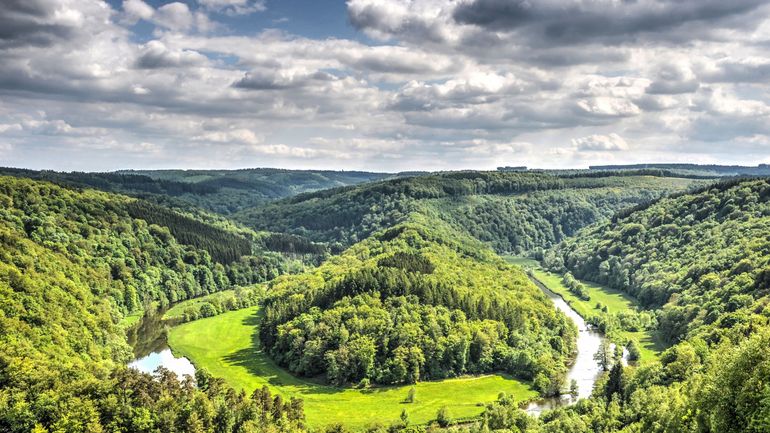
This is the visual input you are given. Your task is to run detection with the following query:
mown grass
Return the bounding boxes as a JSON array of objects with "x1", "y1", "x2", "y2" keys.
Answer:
[
  {"x1": 168, "y1": 306, "x2": 537, "y2": 429},
  {"x1": 505, "y1": 256, "x2": 665, "y2": 362}
]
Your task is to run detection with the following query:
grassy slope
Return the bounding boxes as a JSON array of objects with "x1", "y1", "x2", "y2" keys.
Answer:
[
  {"x1": 505, "y1": 257, "x2": 665, "y2": 362},
  {"x1": 168, "y1": 306, "x2": 537, "y2": 429}
]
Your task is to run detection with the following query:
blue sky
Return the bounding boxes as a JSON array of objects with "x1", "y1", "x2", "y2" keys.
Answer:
[{"x1": 1, "y1": 0, "x2": 769, "y2": 171}]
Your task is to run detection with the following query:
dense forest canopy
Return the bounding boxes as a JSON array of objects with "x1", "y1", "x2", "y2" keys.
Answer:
[
  {"x1": 0, "y1": 167, "x2": 391, "y2": 215},
  {"x1": 259, "y1": 214, "x2": 576, "y2": 391},
  {"x1": 498, "y1": 177, "x2": 770, "y2": 433},
  {"x1": 0, "y1": 176, "x2": 303, "y2": 431},
  {"x1": 547, "y1": 178, "x2": 770, "y2": 344},
  {"x1": 235, "y1": 171, "x2": 702, "y2": 253}
]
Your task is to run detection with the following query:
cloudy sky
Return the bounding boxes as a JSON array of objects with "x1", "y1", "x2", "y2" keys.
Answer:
[{"x1": 1, "y1": 0, "x2": 770, "y2": 171}]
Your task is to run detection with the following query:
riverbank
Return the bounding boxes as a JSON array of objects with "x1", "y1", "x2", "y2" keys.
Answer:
[{"x1": 505, "y1": 256, "x2": 665, "y2": 363}]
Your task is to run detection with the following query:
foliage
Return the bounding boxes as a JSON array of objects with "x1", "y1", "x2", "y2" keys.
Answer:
[
  {"x1": 164, "y1": 286, "x2": 266, "y2": 323},
  {"x1": 551, "y1": 178, "x2": 770, "y2": 344},
  {"x1": 235, "y1": 171, "x2": 700, "y2": 253},
  {"x1": 259, "y1": 217, "x2": 576, "y2": 389},
  {"x1": 169, "y1": 307, "x2": 538, "y2": 428},
  {"x1": 0, "y1": 166, "x2": 390, "y2": 215},
  {"x1": 126, "y1": 200, "x2": 253, "y2": 263},
  {"x1": 0, "y1": 176, "x2": 293, "y2": 431}
]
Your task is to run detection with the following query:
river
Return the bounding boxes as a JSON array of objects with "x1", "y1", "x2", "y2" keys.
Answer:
[
  {"x1": 128, "y1": 280, "x2": 610, "y2": 413},
  {"x1": 525, "y1": 279, "x2": 613, "y2": 414},
  {"x1": 126, "y1": 306, "x2": 196, "y2": 379}
]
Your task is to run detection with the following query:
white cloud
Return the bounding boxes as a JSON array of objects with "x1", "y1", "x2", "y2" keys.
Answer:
[
  {"x1": 136, "y1": 40, "x2": 208, "y2": 69},
  {"x1": 122, "y1": 0, "x2": 154, "y2": 24},
  {"x1": 572, "y1": 133, "x2": 630, "y2": 151},
  {"x1": 198, "y1": 0, "x2": 266, "y2": 16},
  {"x1": 0, "y1": 0, "x2": 769, "y2": 170},
  {"x1": 193, "y1": 129, "x2": 263, "y2": 145},
  {"x1": 0, "y1": 123, "x2": 22, "y2": 133},
  {"x1": 154, "y1": 2, "x2": 194, "y2": 31}
]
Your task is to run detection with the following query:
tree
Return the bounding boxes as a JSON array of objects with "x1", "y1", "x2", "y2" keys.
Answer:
[
  {"x1": 594, "y1": 340, "x2": 612, "y2": 371},
  {"x1": 570, "y1": 379, "x2": 579, "y2": 398},
  {"x1": 436, "y1": 406, "x2": 451, "y2": 427},
  {"x1": 604, "y1": 363, "x2": 624, "y2": 401},
  {"x1": 400, "y1": 409, "x2": 410, "y2": 427},
  {"x1": 405, "y1": 387, "x2": 416, "y2": 403},
  {"x1": 626, "y1": 340, "x2": 641, "y2": 362}
]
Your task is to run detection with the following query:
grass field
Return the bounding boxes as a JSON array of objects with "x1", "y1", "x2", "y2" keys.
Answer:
[
  {"x1": 168, "y1": 306, "x2": 537, "y2": 429},
  {"x1": 505, "y1": 256, "x2": 665, "y2": 362}
]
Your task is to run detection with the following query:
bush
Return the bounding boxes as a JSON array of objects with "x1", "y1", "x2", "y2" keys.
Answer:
[
  {"x1": 405, "y1": 387, "x2": 416, "y2": 403},
  {"x1": 436, "y1": 406, "x2": 451, "y2": 427},
  {"x1": 199, "y1": 302, "x2": 217, "y2": 318},
  {"x1": 627, "y1": 340, "x2": 641, "y2": 362}
]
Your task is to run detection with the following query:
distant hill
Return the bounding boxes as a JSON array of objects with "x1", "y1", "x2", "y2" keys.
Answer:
[
  {"x1": 589, "y1": 163, "x2": 770, "y2": 177},
  {"x1": 235, "y1": 170, "x2": 705, "y2": 253},
  {"x1": 0, "y1": 167, "x2": 393, "y2": 215}
]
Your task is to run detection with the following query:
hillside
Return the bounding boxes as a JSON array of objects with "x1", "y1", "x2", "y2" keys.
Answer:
[
  {"x1": 0, "y1": 167, "x2": 391, "y2": 215},
  {"x1": 235, "y1": 171, "x2": 703, "y2": 252},
  {"x1": 494, "y1": 177, "x2": 770, "y2": 433},
  {"x1": 548, "y1": 178, "x2": 770, "y2": 344},
  {"x1": 4, "y1": 170, "x2": 769, "y2": 433},
  {"x1": 259, "y1": 213, "x2": 576, "y2": 393},
  {"x1": 0, "y1": 176, "x2": 304, "y2": 431}
]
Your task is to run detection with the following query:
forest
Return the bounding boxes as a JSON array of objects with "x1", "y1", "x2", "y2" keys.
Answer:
[
  {"x1": 259, "y1": 216, "x2": 576, "y2": 391},
  {"x1": 1, "y1": 168, "x2": 770, "y2": 433}
]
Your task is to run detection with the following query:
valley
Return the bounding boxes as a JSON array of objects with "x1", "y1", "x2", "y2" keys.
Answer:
[{"x1": 2, "y1": 168, "x2": 769, "y2": 433}]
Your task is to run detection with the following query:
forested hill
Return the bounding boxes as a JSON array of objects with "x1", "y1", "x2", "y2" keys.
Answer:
[
  {"x1": 547, "y1": 178, "x2": 770, "y2": 344},
  {"x1": 510, "y1": 177, "x2": 770, "y2": 433},
  {"x1": 589, "y1": 163, "x2": 770, "y2": 177},
  {"x1": 0, "y1": 176, "x2": 305, "y2": 431},
  {"x1": 259, "y1": 213, "x2": 576, "y2": 393},
  {"x1": 234, "y1": 171, "x2": 703, "y2": 253},
  {"x1": 0, "y1": 167, "x2": 391, "y2": 215}
]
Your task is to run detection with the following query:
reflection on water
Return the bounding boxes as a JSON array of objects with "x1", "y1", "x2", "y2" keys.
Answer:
[
  {"x1": 525, "y1": 283, "x2": 608, "y2": 414},
  {"x1": 126, "y1": 305, "x2": 196, "y2": 379},
  {"x1": 128, "y1": 348, "x2": 196, "y2": 378}
]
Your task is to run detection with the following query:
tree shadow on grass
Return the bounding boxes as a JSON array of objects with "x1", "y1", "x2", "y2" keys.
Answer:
[{"x1": 222, "y1": 310, "x2": 345, "y2": 395}]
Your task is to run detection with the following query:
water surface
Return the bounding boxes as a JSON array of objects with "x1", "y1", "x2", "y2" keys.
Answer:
[
  {"x1": 126, "y1": 306, "x2": 196, "y2": 379},
  {"x1": 525, "y1": 282, "x2": 608, "y2": 414}
]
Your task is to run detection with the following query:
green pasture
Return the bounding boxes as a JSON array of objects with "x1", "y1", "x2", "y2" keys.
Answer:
[{"x1": 168, "y1": 306, "x2": 537, "y2": 429}]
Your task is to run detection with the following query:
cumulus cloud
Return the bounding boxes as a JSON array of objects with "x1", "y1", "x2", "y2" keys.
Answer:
[
  {"x1": 0, "y1": 0, "x2": 769, "y2": 170},
  {"x1": 198, "y1": 0, "x2": 266, "y2": 16},
  {"x1": 234, "y1": 68, "x2": 337, "y2": 90},
  {"x1": 646, "y1": 63, "x2": 700, "y2": 95},
  {"x1": 572, "y1": 133, "x2": 630, "y2": 151},
  {"x1": 122, "y1": 0, "x2": 154, "y2": 24},
  {"x1": 121, "y1": 0, "x2": 217, "y2": 33},
  {"x1": 135, "y1": 41, "x2": 208, "y2": 69},
  {"x1": 193, "y1": 128, "x2": 262, "y2": 145},
  {"x1": 451, "y1": 0, "x2": 767, "y2": 45}
]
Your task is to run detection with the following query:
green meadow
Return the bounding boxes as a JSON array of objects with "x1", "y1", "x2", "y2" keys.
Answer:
[
  {"x1": 505, "y1": 256, "x2": 665, "y2": 362},
  {"x1": 168, "y1": 306, "x2": 537, "y2": 429}
]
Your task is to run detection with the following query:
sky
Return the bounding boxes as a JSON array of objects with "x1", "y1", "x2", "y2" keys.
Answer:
[{"x1": 1, "y1": 0, "x2": 770, "y2": 172}]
